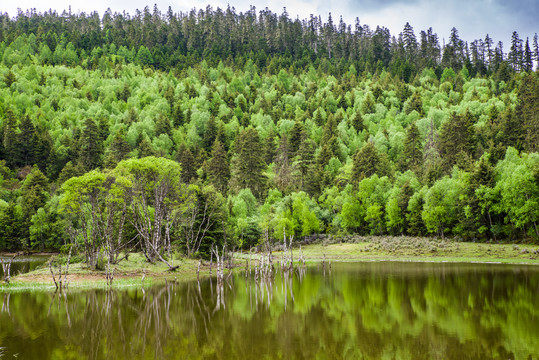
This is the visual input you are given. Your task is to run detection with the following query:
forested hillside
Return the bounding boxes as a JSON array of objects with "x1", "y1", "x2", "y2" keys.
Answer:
[{"x1": 0, "y1": 6, "x2": 538, "y2": 259}]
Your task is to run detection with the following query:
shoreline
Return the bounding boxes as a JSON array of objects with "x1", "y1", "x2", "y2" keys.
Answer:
[{"x1": 2, "y1": 239, "x2": 538, "y2": 291}]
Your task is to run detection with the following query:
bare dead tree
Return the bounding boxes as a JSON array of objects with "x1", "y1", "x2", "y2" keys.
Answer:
[
  {"x1": 1, "y1": 252, "x2": 19, "y2": 284},
  {"x1": 48, "y1": 247, "x2": 72, "y2": 290}
]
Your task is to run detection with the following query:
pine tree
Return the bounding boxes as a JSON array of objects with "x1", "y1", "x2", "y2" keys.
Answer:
[
  {"x1": 207, "y1": 139, "x2": 229, "y2": 194},
  {"x1": 229, "y1": 127, "x2": 267, "y2": 199},
  {"x1": 352, "y1": 142, "x2": 380, "y2": 182},
  {"x1": 399, "y1": 122, "x2": 423, "y2": 173},
  {"x1": 202, "y1": 116, "x2": 218, "y2": 151},
  {"x1": 172, "y1": 104, "x2": 184, "y2": 127},
  {"x1": 263, "y1": 128, "x2": 277, "y2": 165},
  {"x1": 137, "y1": 135, "x2": 156, "y2": 158},
  {"x1": 79, "y1": 118, "x2": 103, "y2": 171},
  {"x1": 3, "y1": 70, "x2": 16, "y2": 88},
  {"x1": 17, "y1": 115, "x2": 37, "y2": 167},
  {"x1": 509, "y1": 31, "x2": 523, "y2": 71},
  {"x1": 155, "y1": 114, "x2": 172, "y2": 137},
  {"x1": 105, "y1": 127, "x2": 131, "y2": 167},
  {"x1": 289, "y1": 121, "x2": 305, "y2": 156},
  {"x1": 437, "y1": 111, "x2": 475, "y2": 173},
  {"x1": 295, "y1": 139, "x2": 315, "y2": 193},
  {"x1": 350, "y1": 111, "x2": 364, "y2": 133},
  {"x1": 2, "y1": 109, "x2": 18, "y2": 168},
  {"x1": 176, "y1": 143, "x2": 197, "y2": 183},
  {"x1": 533, "y1": 34, "x2": 539, "y2": 69},
  {"x1": 274, "y1": 134, "x2": 294, "y2": 193},
  {"x1": 523, "y1": 38, "x2": 533, "y2": 72},
  {"x1": 516, "y1": 74, "x2": 539, "y2": 153}
]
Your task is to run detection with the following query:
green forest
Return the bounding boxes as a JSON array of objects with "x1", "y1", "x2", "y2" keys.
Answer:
[{"x1": 0, "y1": 6, "x2": 538, "y2": 264}]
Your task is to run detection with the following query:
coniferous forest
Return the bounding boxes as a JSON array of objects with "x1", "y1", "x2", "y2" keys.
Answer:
[{"x1": 0, "y1": 6, "x2": 538, "y2": 260}]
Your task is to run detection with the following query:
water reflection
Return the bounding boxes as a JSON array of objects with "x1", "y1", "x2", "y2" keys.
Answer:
[
  {"x1": 1, "y1": 262, "x2": 539, "y2": 359},
  {"x1": 0, "y1": 255, "x2": 49, "y2": 278}
]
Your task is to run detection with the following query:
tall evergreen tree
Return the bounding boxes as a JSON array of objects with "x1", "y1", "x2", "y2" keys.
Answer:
[
  {"x1": 17, "y1": 115, "x2": 36, "y2": 167},
  {"x1": 2, "y1": 109, "x2": 18, "y2": 168},
  {"x1": 79, "y1": 118, "x2": 103, "y2": 171},
  {"x1": 516, "y1": 74, "x2": 539, "y2": 153},
  {"x1": 399, "y1": 122, "x2": 423, "y2": 173},
  {"x1": 438, "y1": 111, "x2": 475, "y2": 173},
  {"x1": 229, "y1": 127, "x2": 267, "y2": 199},
  {"x1": 352, "y1": 142, "x2": 380, "y2": 182},
  {"x1": 274, "y1": 134, "x2": 294, "y2": 193},
  {"x1": 176, "y1": 143, "x2": 197, "y2": 183},
  {"x1": 207, "y1": 139, "x2": 230, "y2": 194}
]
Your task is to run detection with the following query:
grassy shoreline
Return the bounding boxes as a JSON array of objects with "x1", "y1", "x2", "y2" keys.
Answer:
[{"x1": 2, "y1": 237, "x2": 538, "y2": 291}]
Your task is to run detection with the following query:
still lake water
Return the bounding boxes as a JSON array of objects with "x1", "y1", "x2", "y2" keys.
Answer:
[
  {"x1": 1, "y1": 261, "x2": 538, "y2": 359},
  {"x1": 0, "y1": 255, "x2": 49, "y2": 278}
]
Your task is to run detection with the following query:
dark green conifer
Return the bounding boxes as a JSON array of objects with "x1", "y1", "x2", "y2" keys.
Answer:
[
  {"x1": 79, "y1": 118, "x2": 103, "y2": 171},
  {"x1": 229, "y1": 127, "x2": 267, "y2": 199},
  {"x1": 399, "y1": 122, "x2": 423, "y2": 173},
  {"x1": 176, "y1": 143, "x2": 197, "y2": 183},
  {"x1": 207, "y1": 139, "x2": 229, "y2": 194}
]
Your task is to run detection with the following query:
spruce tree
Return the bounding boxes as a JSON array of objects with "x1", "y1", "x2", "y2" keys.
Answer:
[
  {"x1": 289, "y1": 121, "x2": 305, "y2": 156},
  {"x1": 351, "y1": 111, "x2": 364, "y2": 133},
  {"x1": 79, "y1": 118, "x2": 103, "y2": 171},
  {"x1": 516, "y1": 74, "x2": 539, "y2": 153},
  {"x1": 17, "y1": 115, "x2": 37, "y2": 167},
  {"x1": 274, "y1": 134, "x2": 294, "y2": 193},
  {"x1": 438, "y1": 111, "x2": 475, "y2": 173},
  {"x1": 229, "y1": 127, "x2": 267, "y2": 199},
  {"x1": 155, "y1": 114, "x2": 172, "y2": 137},
  {"x1": 176, "y1": 143, "x2": 197, "y2": 183},
  {"x1": 202, "y1": 116, "x2": 218, "y2": 151},
  {"x1": 296, "y1": 138, "x2": 315, "y2": 193},
  {"x1": 137, "y1": 136, "x2": 156, "y2": 158},
  {"x1": 399, "y1": 122, "x2": 423, "y2": 173},
  {"x1": 2, "y1": 109, "x2": 18, "y2": 168},
  {"x1": 207, "y1": 139, "x2": 230, "y2": 194},
  {"x1": 352, "y1": 142, "x2": 380, "y2": 182}
]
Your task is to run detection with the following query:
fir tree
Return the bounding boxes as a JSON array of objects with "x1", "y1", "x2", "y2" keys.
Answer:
[
  {"x1": 17, "y1": 115, "x2": 37, "y2": 167},
  {"x1": 229, "y1": 127, "x2": 267, "y2": 199},
  {"x1": 155, "y1": 114, "x2": 172, "y2": 137},
  {"x1": 289, "y1": 121, "x2": 305, "y2": 156},
  {"x1": 176, "y1": 143, "x2": 197, "y2": 183},
  {"x1": 350, "y1": 111, "x2": 364, "y2": 133},
  {"x1": 295, "y1": 138, "x2": 315, "y2": 193},
  {"x1": 274, "y1": 134, "x2": 294, "y2": 193},
  {"x1": 2, "y1": 109, "x2": 18, "y2": 168},
  {"x1": 207, "y1": 139, "x2": 230, "y2": 194},
  {"x1": 137, "y1": 135, "x2": 156, "y2": 158},
  {"x1": 79, "y1": 118, "x2": 103, "y2": 171},
  {"x1": 203, "y1": 116, "x2": 218, "y2": 151},
  {"x1": 352, "y1": 142, "x2": 380, "y2": 182},
  {"x1": 438, "y1": 111, "x2": 475, "y2": 173},
  {"x1": 399, "y1": 122, "x2": 423, "y2": 173}
]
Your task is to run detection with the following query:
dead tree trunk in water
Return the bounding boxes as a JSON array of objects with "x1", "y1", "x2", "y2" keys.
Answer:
[{"x1": 1, "y1": 253, "x2": 19, "y2": 284}]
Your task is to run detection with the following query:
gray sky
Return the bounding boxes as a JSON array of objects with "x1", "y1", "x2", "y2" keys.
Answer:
[{"x1": 4, "y1": 0, "x2": 538, "y2": 47}]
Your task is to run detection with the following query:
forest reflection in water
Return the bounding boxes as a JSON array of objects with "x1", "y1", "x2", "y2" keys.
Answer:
[{"x1": 1, "y1": 262, "x2": 539, "y2": 359}]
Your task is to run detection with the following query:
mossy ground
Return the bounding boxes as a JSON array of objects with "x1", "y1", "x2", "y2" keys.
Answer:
[{"x1": 2, "y1": 237, "x2": 538, "y2": 291}]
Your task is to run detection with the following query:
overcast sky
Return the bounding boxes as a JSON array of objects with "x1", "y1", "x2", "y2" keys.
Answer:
[{"x1": 3, "y1": 0, "x2": 538, "y2": 48}]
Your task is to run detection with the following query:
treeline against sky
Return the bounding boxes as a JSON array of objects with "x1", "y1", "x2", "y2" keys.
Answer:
[
  {"x1": 1, "y1": 5, "x2": 538, "y2": 79},
  {"x1": 0, "y1": 5, "x2": 537, "y2": 255}
]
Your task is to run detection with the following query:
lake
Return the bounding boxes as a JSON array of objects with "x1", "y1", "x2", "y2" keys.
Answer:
[
  {"x1": 0, "y1": 255, "x2": 50, "y2": 279},
  {"x1": 1, "y1": 261, "x2": 538, "y2": 359}
]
